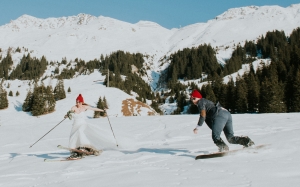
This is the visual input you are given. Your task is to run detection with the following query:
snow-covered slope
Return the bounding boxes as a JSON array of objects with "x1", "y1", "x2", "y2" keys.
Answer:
[
  {"x1": 0, "y1": 105, "x2": 299, "y2": 186},
  {"x1": 2, "y1": 70, "x2": 157, "y2": 117}
]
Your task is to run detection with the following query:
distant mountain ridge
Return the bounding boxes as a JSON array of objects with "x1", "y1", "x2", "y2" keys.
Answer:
[
  {"x1": 1, "y1": 4, "x2": 300, "y2": 116},
  {"x1": 0, "y1": 4, "x2": 299, "y2": 73}
]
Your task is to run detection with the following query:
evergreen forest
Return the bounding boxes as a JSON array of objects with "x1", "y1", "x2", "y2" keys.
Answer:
[{"x1": 168, "y1": 28, "x2": 300, "y2": 114}]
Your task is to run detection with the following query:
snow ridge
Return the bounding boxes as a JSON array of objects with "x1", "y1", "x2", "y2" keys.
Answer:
[{"x1": 0, "y1": 4, "x2": 299, "y2": 62}]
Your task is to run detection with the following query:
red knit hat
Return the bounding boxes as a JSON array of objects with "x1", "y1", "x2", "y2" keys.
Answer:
[
  {"x1": 76, "y1": 94, "x2": 84, "y2": 103},
  {"x1": 190, "y1": 89, "x2": 202, "y2": 99}
]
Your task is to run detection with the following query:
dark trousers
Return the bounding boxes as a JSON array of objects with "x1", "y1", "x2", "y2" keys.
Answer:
[{"x1": 205, "y1": 108, "x2": 240, "y2": 144}]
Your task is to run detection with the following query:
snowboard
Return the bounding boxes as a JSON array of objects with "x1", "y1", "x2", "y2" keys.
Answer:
[{"x1": 195, "y1": 144, "x2": 269, "y2": 160}]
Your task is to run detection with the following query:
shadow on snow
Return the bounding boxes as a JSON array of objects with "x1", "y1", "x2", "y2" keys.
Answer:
[
  {"x1": 121, "y1": 148, "x2": 209, "y2": 159},
  {"x1": 8, "y1": 152, "x2": 70, "y2": 162}
]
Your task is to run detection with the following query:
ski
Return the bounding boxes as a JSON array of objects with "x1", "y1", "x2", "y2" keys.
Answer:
[
  {"x1": 57, "y1": 145, "x2": 103, "y2": 156},
  {"x1": 195, "y1": 144, "x2": 270, "y2": 160},
  {"x1": 43, "y1": 145, "x2": 103, "y2": 162},
  {"x1": 44, "y1": 158, "x2": 82, "y2": 162},
  {"x1": 57, "y1": 145, "x2": 94, "y2": 155}
]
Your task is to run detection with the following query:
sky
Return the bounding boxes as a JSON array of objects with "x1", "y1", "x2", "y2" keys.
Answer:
[{"x1": 0, "y1": 0, "x2": 299, "y2": 29}]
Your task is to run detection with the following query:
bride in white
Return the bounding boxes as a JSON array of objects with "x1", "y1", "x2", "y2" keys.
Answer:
[{"x1": 65, "y1": 94, "x2": 109, "y2": 160}]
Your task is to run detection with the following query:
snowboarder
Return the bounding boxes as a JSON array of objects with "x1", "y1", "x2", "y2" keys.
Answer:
[
  {"x1": 64, "y1": 94, "x2": 108, "y2": 160},
  {"x1": 190, "y1": 89, "x2": 254, "y2": 152}
]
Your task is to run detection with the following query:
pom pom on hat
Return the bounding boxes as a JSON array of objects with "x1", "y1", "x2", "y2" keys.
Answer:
[
  {"x1": 190, "y1": 89, "x2": 202, "y2": 99},
  {"x1": 76, "y1": 94, "x2": 84, "y2": 103}
]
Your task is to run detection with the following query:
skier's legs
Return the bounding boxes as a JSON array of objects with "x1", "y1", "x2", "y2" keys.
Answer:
[
  {"x1": 211, "y1": 110, "x2": 230, "y2": 151},
  {"x1": 222, "y1": 111, "x2": 239, "y2": 143},
  {"x1": 211, "y1": 110, "x2": 228, "y2": 142},
  {"x1": 222, "y1": 111, "x2": 255, "y2": 146}
]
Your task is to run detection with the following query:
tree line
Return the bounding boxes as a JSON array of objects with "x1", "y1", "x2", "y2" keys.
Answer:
[
  {"x1": 169, "y1": 28, "x2": 300, "y2": 114},
  {"x1": 167, "y1": 44, "x2": 222, "y2": 82},
  {"x1": 100, "y1": 51, "x2": 160, "y2": 111}
]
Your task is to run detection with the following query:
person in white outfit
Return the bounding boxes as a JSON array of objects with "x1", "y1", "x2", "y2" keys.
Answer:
[{"x1": 65, "y1": 94, "x2": 107, "y2": 160}]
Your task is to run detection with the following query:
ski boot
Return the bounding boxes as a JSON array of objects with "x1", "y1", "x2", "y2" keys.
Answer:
[
  {"x1": 86, "y1": 147, "x2": 102, "y2": 156},
  {"x1": 67, "y1": 151, "x2": 83, "y2": 160},
  {"x1": 92, "y1": 149, "x2": 102, "y2": 156},
  {"x1": 215, "y1": 138, "x2": 229, "y2": 152},
  {"x1": 238, "y1": 136, "x2": 255, "y2": 148},
  {"x1": 78, "y1": 147, "x2": 93, "y2": 156}
]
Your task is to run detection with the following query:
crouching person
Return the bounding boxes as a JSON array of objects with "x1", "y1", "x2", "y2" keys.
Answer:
[{"x1": 190, "y1": 89, "x2": 254, "y2": 152}]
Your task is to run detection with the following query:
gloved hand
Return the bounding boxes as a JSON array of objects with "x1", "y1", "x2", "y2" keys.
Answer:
[{"x1": 65, "y1": 110, "x2": 74, "y2": 120}]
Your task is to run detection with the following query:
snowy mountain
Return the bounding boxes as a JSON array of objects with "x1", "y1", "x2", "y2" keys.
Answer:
[
  {"x1": 1, "y1": 3, "x2": 300, "y2": 116},
  {"x1": 1, "y1": 4, "x2": 300, "y2": 67}
]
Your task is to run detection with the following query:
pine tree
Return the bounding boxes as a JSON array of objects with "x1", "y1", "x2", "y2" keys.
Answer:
[
  {"x1": 94, "y1": 96, "x2": 104, "y2": 118},
  {"x1": 235, "y1": 76, "x2": 248, "y2": 113},
  {"x1": 201, "y1": 84, "x2": 216, "y2": 103},
  {"x1": 259, "y1": 78, "x2": 286, "y2": 113},
  {"x1": 45, "y1": 86, "x2": 56, "y2": 113},
  {"x1": 245, "y1": 73, "x2": 260, "y2": 113},
  {"x1": 53, "y1": 79, "x2": 66, "y2": 100},
  {"x1": 8, "y1": 90, "x2": 13, "y2": 96},
  {"x1": 290, "y1": 70, "x2": 300, "y2": 111},
  {"x1": 226, "y1": 78, "x2": 236, "y2": 113},
  {"x1": 175, "y1": 92, "x2": 187, "y2": 113},
  {"x1": 151, "y1": 100, "x2": 162, "y2": 114},
  {"x1": 23, "y1": 89, "x2": 34, "y2": 112},
  {"x1": 31, "y1": 84, "x2": 56, "y2": 116},
  {"x1": 16, "y1": 91, "x2": 20, "y2": 96},
  {"x1": 31, "y1": 85, "x2": 46, "y2": 116},
  {"x1": 103, "y1": 96, "x2": 108, "y2": 109},
  {"x1": 54, "y1": 67, "x2": 59, "y2": 74},
  {"x1": 285, "y1": 68, "x2": 294, "y2": 112},
  {"x1": 169, "y1": 96, "x2": 174, "y2": 103},
  {"x1": 67, "y1": 87, "x2": 71, "y2": 93},
  {"x1": 0, "y1": 80, "x2": 8, "y2": 109},
  {"x1": 217, "y1": 84, "x2": 228, "y2": 109}
]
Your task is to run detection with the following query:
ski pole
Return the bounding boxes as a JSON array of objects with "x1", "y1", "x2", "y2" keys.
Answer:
[
  {"x1": 29, "y1": 118, "x2": 66, "y2": 148},
  {"x1": 105, "y1": 111, "x2": 118, "y2": 147}
]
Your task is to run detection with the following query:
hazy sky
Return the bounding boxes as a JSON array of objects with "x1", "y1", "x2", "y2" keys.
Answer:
[{"x1": 1, "y1": 0, "x2": 299, "y2": 29}]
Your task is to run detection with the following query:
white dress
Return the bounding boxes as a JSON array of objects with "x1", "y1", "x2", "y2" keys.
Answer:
[{"x1": 69, "y1": 112, "x2": 115, "y2": 151}]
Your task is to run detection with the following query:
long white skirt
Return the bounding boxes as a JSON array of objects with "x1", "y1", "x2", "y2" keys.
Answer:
[{"x1": 69, "y1": 112, "x2": 116, "y2": 151}]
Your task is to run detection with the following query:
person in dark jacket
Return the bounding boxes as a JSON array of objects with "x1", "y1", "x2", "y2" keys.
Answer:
[{"x1": 190, "y1": 89, "x2": 254, "y2": 152}]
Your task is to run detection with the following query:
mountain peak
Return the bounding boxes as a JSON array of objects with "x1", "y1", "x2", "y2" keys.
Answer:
[
  {"x1": 215, "y1": 4, "x2": 286, "y2": 20},
  {"x1": 135, "y1": 21, "x2": 163, "y2": 28}
]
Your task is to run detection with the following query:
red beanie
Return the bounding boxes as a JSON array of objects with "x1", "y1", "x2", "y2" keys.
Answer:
[
  {"x1": 190, "y1": 90, "x2": 202, "y2": 99},
  {"x1": 76, "y1": 94, "x2": 84, "y2": 103}
]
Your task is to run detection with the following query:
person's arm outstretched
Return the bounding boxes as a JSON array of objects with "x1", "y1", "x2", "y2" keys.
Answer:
[
  {"x1": 85, "y1": 105, "x2": 106, "y2": 112},
  {"x1": 193, "y1": 110, "x2": 206, "y2": 134}
]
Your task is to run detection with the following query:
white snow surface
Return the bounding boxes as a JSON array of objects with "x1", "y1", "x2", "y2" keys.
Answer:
[
  {"x1": 1, "y1": 70, "x2": 300, "y2": 186},
  {"x1": 1, "y1": 109, "x2": 300, "y2": 187}
]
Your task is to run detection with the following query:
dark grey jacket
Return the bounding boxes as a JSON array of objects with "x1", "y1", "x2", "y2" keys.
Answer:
[{"x1": 196, "y1": 98, "x2": 220, "y2": 126}]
